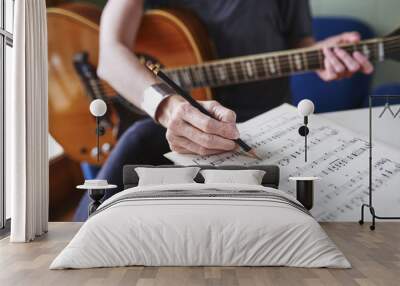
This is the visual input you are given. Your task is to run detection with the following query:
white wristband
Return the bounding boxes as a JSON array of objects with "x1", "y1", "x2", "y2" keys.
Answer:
[{"x1": 141, "y1": 83, "x2": 175, "y2": 121}]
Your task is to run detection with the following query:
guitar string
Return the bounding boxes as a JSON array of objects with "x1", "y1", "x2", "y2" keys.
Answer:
[
  {"x1": 168, "y1": 38, "x2": 400, "y2": 75},
  {"x1": 94, "y1": 42, "x2": 400, "y2": 94},
  {"x1": 183, "y1": 37, "x2": 398, "y2": 68},
  {"x1": 184, "y1": 39, "x2": 400, "y2": 73},
  {"x1": 177, "y1": 45, "x2": 400, "y2": 87},
  {"x1": 96, "y1": 39, "x2": 399, "y2": 87},
  {"x1": 168, "y1": 42, "x2": 400, "y2": 86},
  {"x1": 189, "y1": 41, "x2": 400, "y2": 75},
  {"x1": 185, "y1": 42, "x2": 398, "y2": 84},
  {"x1": 98, "y1": 47, "x2": 399, "y2": 95}
]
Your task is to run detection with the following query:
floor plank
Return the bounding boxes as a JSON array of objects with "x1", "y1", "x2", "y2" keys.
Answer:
[{"x1": 0, "y1": 222, "x2": 399, "y2": 286}]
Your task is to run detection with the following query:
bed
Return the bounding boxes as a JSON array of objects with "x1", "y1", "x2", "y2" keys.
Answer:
[{"x1": 50, "y1": 165, "x2": 350, "y2": 269}]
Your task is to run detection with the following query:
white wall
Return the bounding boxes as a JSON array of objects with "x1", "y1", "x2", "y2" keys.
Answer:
[{"x1": 311, "y1": 0, "x2": 400, "y2": 88}]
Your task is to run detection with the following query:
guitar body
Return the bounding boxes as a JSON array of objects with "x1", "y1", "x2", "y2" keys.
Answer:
[
  {"x1": 135, "y1": 9, "x2": 214, "y2": 100},
  {"x1": 47, "y1": 3, "x2": 214, "y2": 165}
]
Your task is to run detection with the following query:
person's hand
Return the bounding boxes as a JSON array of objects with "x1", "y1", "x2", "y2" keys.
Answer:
[
  {"x1": 157, "y1": 95, "x2": 239, "y2": 155},
  {"x1": 316, "y1": 32, "x2": 374, "y2": 81}
]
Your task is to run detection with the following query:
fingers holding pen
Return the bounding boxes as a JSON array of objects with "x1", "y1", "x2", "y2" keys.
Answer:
[
  {"x1": 168, "y1": 118, "x2": 237, "y2": 152},
  {"x1": 166, "y1": 129, "x2": 229, "y2": 156},
  {"x1": 159, "y1": 96, "x2": 240, "y2": 155},
  {"x1": 178, "y1": 103, "x2": 239, "y2": 140}
]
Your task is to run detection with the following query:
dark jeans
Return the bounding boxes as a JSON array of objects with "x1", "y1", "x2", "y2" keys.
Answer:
[{"x1": 74, "y1": 118, "x2": 171, "y2": 221}]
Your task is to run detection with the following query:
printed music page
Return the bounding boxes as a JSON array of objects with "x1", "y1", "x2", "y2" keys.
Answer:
[{"x1": 164, "y1": 104, "x2": 400, "y2": 221}]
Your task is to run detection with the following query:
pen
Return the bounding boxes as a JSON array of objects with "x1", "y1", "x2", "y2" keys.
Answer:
[{"x1": 146, "y1": 62, "x2": 261, "y2": 160}]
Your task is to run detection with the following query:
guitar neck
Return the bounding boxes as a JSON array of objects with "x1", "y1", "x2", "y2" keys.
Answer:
[{"x1": 163, "y1": 36, "x2": 398, "y2": 89}]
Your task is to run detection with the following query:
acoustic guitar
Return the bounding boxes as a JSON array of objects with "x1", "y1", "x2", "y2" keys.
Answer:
[{"x1": 47, "y1": 3, "x2": 400, "y2": 165}]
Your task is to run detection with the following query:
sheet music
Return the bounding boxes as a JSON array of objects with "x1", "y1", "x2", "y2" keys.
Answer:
[{"x1": 165, "y1": 104, "x2": 400, "y2": 221}]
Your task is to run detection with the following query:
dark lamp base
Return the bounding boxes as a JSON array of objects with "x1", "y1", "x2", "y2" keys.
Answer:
[
  {"x1": 88, "y1": 189, "x2": 106, "y2": 216},
  {"x1": 289, "y1": 177, "x2": 319, "y2": 210}
]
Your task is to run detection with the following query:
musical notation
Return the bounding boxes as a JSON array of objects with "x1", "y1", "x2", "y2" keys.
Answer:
[{"x1": 165, "y1": 104, "x2": 400, "y2": 221}]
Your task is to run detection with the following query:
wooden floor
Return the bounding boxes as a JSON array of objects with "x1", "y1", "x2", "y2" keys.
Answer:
[{"x1": 0, "y1": 222, "x2": 399, "y2": 286}]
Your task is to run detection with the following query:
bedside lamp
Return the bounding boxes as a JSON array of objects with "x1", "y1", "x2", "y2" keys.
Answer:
[
  {"x1": 77, "y1": 99, "x2": 116, "y2": 216},
  {"x1": 89, "y1": 99, "x2": 107, "y2": 163},
  {"x1": 290, "y1": 99, "x2": 318, "y2": 211},
  {"x1": 297, "y1": 99, "x2": 314, "y2": 163}
]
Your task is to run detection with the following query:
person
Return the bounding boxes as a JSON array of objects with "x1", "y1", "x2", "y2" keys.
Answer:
[{"x1": 74, "y1": 0, "x2": 373, "y2": 221}]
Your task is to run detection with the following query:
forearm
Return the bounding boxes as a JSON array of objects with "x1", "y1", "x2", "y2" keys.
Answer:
[
  {"x1": 97, "y1": 0, "x2": 157, "y2": 111},
  {"x1": 97, "y1": 42, "x2": 156, "y2": 108}
]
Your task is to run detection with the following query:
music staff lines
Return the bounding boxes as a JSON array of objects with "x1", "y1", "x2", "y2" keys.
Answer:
[
  {"x1": 274, "y1": 126, "x2": 339, "y2": 167},
  {"x1": 170, "y1": 104, "x2": 400, "y2": 221},
  {"x1": 314, "y1": 158, "x2": 400, "y2": 221}
]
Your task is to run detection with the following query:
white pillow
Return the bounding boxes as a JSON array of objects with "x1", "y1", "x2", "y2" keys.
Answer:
[
  {"x1": 200, "y1": 169, "x2": 266, "y2": 185},
  {"x1": 135, "y1": 167, "x2": 201, "y2": 186}
]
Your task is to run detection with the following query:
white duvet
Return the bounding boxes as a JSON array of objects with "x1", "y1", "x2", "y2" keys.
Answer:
[{"x1": 50, "y1": 183, "x2": 350, "y2": 269}]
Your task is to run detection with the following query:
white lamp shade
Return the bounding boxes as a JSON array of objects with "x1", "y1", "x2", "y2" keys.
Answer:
[
  {"x1": 297, "y1": 99, "x2": 315, "y2": 116},
  {"x1": 89, "y1": 99, "x2": 107, "y2": 117}
]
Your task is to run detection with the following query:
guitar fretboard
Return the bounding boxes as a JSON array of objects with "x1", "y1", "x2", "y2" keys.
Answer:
[{"x1": 163, "y1": 36, "x2": 399, "y2": 89}]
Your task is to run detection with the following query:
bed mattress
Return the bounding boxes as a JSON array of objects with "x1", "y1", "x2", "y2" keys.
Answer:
[{"x1": 50, "y1": 183, "x2": 350, "y2": 269}]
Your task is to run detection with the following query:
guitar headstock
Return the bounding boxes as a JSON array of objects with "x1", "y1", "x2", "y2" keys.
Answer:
[{"x1": 384, "y1": 27, "x2": 400, "y2": 61}]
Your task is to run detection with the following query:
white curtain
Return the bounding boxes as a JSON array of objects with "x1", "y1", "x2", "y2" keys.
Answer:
[{"x1": 8, "y1": 0, "x2": 49, "y2": 242}]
